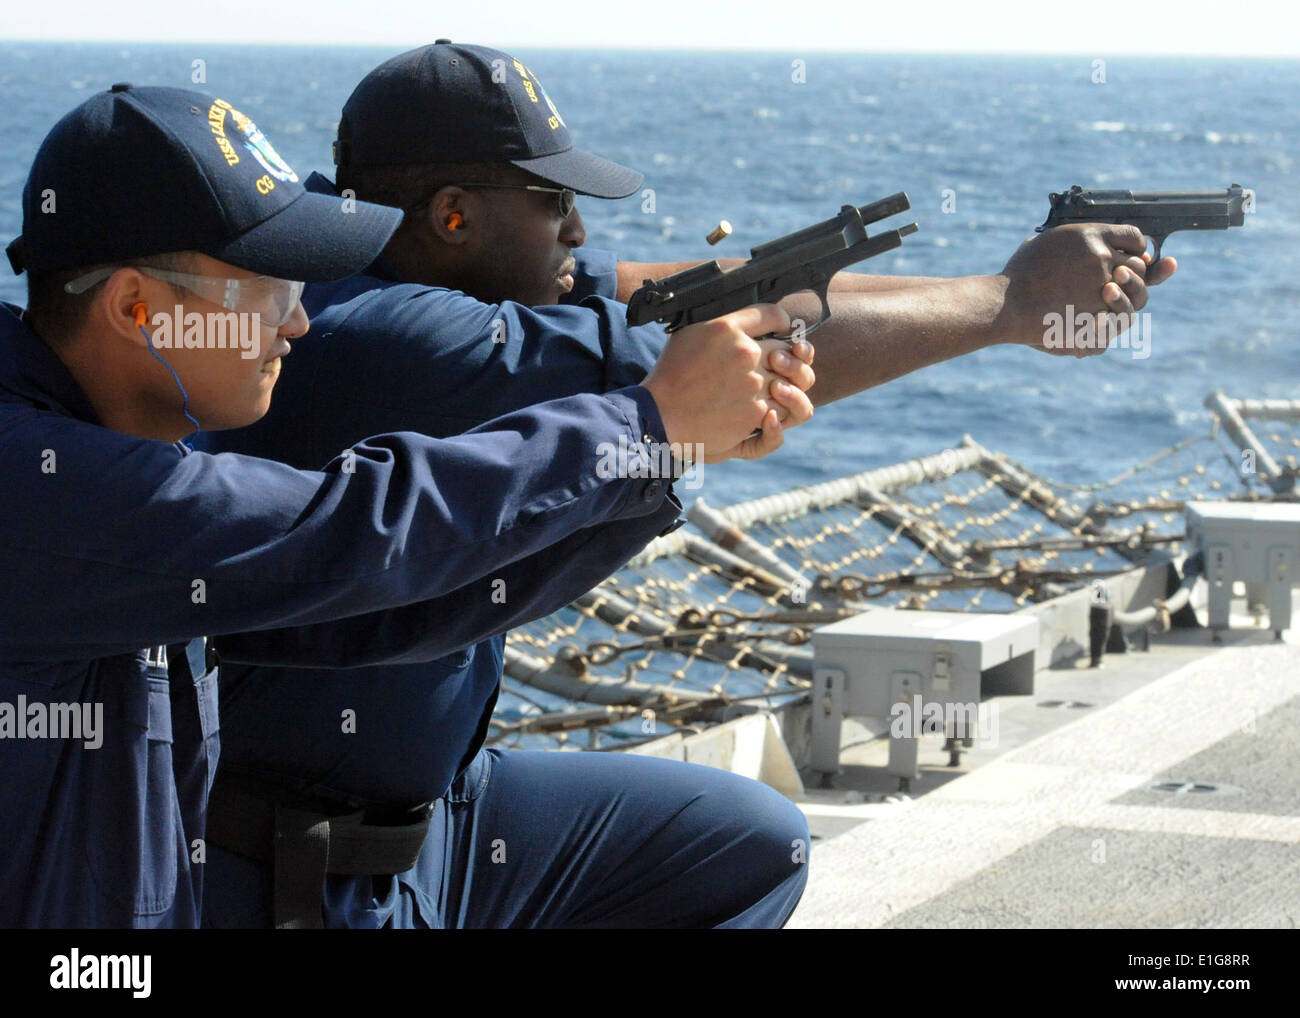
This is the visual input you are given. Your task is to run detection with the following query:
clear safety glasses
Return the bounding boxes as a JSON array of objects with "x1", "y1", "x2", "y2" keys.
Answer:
[{"x1": 64, "y1": 266, "x2": 306, "y2": 327}]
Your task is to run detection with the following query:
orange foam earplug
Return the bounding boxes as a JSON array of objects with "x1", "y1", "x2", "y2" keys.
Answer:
[
  {"x1": 131, "y1": 302, "x2": 148, "y2": 327},
  {"x1": 447, "y1": 212, "x2": 463, "y2": 231}
]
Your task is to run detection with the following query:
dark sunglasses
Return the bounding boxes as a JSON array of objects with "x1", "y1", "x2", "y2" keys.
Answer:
[{"x1": 408, "y1": 182, "x2": 576, "y2": 220}]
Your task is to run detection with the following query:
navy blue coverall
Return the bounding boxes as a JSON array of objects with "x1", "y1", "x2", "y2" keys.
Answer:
[
  {"x1": 201, "y1": 174, "x2": 811, "y2": 929},
  {"x1": 0, "y1": 300, "x2": 685, "y2": 928}
]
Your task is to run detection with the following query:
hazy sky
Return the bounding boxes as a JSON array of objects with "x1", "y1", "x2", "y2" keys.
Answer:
[{"x1": 3, "y1": 0, "x2": 1298, "y2": 56}]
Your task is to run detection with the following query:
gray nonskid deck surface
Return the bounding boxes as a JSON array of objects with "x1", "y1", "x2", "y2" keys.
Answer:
[{"x1": 787, "y1": 605, "x2": 1300, "y2": 929}]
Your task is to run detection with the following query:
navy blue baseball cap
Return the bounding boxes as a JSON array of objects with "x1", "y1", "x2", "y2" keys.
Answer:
[
  {"x1": 8, "y1": 84, "x2": 404, "y2": 280},
  {"x1": 334, "y1": 41, "x2": 644, "y2": 199}
]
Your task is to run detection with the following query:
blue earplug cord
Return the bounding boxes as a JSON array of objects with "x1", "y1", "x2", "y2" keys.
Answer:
[{"x1": 139, "y1": 323, "x2": 201, "y2": 445}]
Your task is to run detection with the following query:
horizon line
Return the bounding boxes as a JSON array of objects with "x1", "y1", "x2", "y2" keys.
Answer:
[{"x1": 0, "y1": 39, "x2": 1297, "y2": 59}]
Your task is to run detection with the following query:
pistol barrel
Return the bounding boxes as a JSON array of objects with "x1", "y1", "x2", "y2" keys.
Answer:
[{"x1": 857, "y1": 191, "x2": 911, "y2": 224}]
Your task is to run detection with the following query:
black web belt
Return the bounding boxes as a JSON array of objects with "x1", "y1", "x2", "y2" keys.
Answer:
[{"x1": 205, "y1": 773, "x2": 433, "y2": 929}]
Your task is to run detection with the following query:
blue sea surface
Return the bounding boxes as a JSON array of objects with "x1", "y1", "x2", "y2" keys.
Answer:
[{"x1": 1, "y1": 44, "x2": 1295, "y2": 501}]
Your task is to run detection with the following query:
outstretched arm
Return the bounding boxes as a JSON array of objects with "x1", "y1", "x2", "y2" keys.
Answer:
[
  {"x1": 616, "y1": 258, "x2": 945, "y2": 300},
  {"x1": 618, "y1": 223, "x2": 1178, "y2": 407}
]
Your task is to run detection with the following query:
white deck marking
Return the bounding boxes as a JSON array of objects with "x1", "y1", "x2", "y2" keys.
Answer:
[{"x1": 789, "y1": 632, "x2": 1299, "y2": 928}]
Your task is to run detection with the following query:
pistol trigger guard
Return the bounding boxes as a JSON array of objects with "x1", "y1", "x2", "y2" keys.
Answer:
[
  {"x1": 773, "y1": 288, "x2": 832, "y2": 343},
  {"x1": 816, "y1": 289, "x2": 833, "y2": 331}
]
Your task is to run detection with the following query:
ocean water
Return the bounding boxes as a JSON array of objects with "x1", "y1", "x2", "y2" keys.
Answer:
[{"x1": 1, "y1": 43, "x2": 1295, "y2": 501}]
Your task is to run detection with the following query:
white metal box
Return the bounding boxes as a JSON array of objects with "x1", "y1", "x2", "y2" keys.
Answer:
[
  {"x1": 810, "y1": 609, "x2": 1039, "y2": 785},
  {"x1": 1185, "y1": 501, "x2": 1300, "y2": 635}
]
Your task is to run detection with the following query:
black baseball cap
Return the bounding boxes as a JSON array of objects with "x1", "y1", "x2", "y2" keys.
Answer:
[
  {"x1": 8, "y1": 84, "x2": 404, "y2": 280},
  {"x1": 334, "y1": 41, "x2": 644, "y2": 199}
]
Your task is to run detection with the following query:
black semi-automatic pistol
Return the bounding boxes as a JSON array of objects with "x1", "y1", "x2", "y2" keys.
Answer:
[
  {"x1": 1036, "y1": 184, "x2": 1251, "y2": 262},
  {"x1": 626, "y1": 193, "x2": 918, "y2": 337}
]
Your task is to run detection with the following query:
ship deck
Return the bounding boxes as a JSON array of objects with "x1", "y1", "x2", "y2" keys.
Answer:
[{"x1": 788, "y1": 594, "x2": 1300, "y2": 928}]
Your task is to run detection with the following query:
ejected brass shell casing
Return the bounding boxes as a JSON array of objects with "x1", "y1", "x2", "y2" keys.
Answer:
[{"x1": 706, "y1": 220, "x2": 733, "y2": 245}]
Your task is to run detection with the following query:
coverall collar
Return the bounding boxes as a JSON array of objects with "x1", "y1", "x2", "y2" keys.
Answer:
[{"x1": 0, "y1": 302, "x2": 102, "y2": 427}]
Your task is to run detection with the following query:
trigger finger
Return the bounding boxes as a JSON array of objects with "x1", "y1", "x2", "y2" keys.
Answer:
[
  {"x1": 733, "y1": 302, "x2": 792, "y2": 339},
  {"x1": 1100, "y1": 224, "x2": 1147, "y2": 255}
]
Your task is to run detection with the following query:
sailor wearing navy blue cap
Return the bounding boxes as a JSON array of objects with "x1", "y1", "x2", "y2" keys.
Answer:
[
  {"x1": 202, "y1": 41, "x2": 1175, "y2": 928},
  {"x1": 333, "y1": 40, "x2": 644, "y2": 200},
  {"x1": 202, "y1": 44, "x2": 818, "y2": 930},
  {"x1": 0, "y1": 82, "x2": 800, "y2": 927}
]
